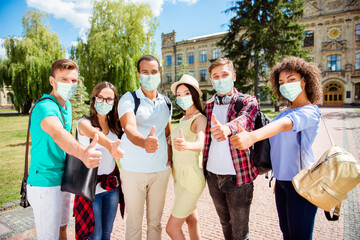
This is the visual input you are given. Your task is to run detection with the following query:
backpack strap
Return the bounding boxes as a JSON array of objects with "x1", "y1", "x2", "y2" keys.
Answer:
[
  {"x1": 234, "y1": 94, "x2": 249, "y2": 114},
  {"x1": 130, "y1": 91, "x2": 141, "y2": 115},
  {"x1": 163, "y1": 96, "x2": 172, "y2": 113}
]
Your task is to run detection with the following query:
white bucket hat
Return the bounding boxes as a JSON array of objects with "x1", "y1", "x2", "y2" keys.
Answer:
[{"x1": 171, "y1": 74, "x2": 203, "y2": 97}]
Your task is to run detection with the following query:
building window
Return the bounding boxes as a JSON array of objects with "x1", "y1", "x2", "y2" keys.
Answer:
[
  {"x1": 356, "y1": 53, "x2": 360, "y2": 70},
  {"x1": 200, "y1": 69, "x2": 207, "y2": 82},
  {"x1": 188, "y1": 71, "x2": 195, "y2": 77},
  {"x1": 188, "y1": 52, "x2": 195, "y2": 64},
  {"x1": 166, "y1": 73, "x2": 172, "y2": 83},
  {"x1": 327, "y1": 55, "x2": 341, "y2": 71},
  {"x1": 356, "y1": 24, "x2": 360, "y2": 41},
  {"x1": 212, "y1": 48, "x2": 221, "y2": 60},
  {"x1": 166, "y1": 56, "x2": 172, "y2": 66},
  {"x1": 200, "y1": 50, "x2": 207, "y2": 62},
  {"x1": 303, "y1": 31, "x2": 314, "y2": 47},
  {"x1": 176, "y1": 54, "x2": 182, "y2": 65},
  {"x1": 355, "y1": 83, "x2": 360, "y2": 100}
]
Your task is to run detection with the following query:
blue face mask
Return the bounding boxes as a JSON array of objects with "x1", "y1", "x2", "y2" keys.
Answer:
[
  {"x1": 140, "y1": 74, "x2": 161, "y2": 91},
  {"x1": 176, "y1": 95, "x2": 193, "y2": 111},
  {"x1": 279, "y1": 78, "x2": 304, "y2": 102},
  {"x1": 56, "y1": 82, "x2": 77, "y2": 102},
  {"x1": 95, "y1": 101, "x2": 113, "y2": 116},
  {"x1": 212, "y1": 75, "x2": 234, "y2": 95}
]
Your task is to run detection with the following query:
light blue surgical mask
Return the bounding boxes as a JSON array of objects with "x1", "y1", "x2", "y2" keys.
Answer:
[
  {"x1": 279, "y1": 78, "x2": 304, "y2": 102},
  {"x1": 56, "y1": 82, "x2": 77, "y2": 102},
  {"x1": 212, "y1": 75, "x2": 234, "y2": 95},
  {"x1": 95, "y1": 101, "x2": 113, "y2": 116},
  {"x1": 140, "y1": 74, "x2": 161, "y2": 91},
  {"x1": 176, "y1": 95, "x2": 193, "y2": 111}
]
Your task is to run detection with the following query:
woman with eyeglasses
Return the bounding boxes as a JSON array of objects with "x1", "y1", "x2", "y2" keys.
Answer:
[{"x1": 73, "y1": 81, "x2": 125, "y2": 240}]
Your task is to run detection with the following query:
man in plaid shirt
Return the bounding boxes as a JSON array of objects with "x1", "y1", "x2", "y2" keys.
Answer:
[{"x1": 203, "y1": 57, "x2": 259, "y2": 240}]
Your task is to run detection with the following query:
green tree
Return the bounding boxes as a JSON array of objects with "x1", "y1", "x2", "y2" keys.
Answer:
[
  {"x1": 219, "y1": 0, "x2": 309, "y2": 95},
  {"x1": 71, "y1": 0, "x2": 157, "y2": 96},
  {"x1": 70, "y1": 76, "x2": 90, "y2": 123},
  {"x1": 0, "y1": 10, "x2": 65, "y2": 113}
]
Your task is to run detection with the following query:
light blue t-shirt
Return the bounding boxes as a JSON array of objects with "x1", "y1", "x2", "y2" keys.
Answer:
[
  {"x1": 269, "y1": 105, "x2": 321, "y2": 181},
  {"x1": 27, "y1": 94, "x2": 72, "y2": 187},
  {"x1": 118, "y1": 88, "x2": 171, "y2": 173}
]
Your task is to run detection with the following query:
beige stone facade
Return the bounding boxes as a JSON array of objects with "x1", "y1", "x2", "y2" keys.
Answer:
[
  {"x1": 161, "y1": 0, "x2": 360, "y2": 105},
  {"x1": 161, "y1": 31, "x2": 227, "y2": 101},
  {"x1": 0, "y1": 85, "x2": 13, "y2": 109}
]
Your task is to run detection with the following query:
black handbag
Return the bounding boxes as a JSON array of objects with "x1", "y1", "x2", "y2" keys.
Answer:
[
  {"x1": 61, "y1": 131, "x2": 98, "y2": 202},
  {"x1": 20, "y1": 98, "x2": 55, "y2": 208},
  {"x1": 46, "y1": 100, "x2": 98, "y2": 202}
]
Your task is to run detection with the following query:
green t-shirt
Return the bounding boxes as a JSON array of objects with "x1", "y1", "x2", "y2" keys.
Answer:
[{"x1": 27, "y1": 94, "x2": 72, "y2": 187}]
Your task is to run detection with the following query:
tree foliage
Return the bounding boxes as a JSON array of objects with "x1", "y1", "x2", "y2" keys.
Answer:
[
  {"x1": 0, "y1": 10, "x2": 65, "y2": 113},
  {"x1": 71, "y1": 0, "x2": 158, "y2": 96},
  {"x1": 219, "y1": 0, "x2": 309, "y2": 94}
]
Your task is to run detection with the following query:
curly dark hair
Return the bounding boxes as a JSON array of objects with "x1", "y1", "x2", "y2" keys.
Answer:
[{"x1": 269, "y1": 57, "x2": 322, "y2": 104}]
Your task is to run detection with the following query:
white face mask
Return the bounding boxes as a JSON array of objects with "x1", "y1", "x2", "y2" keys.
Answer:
[
  {"x1": 56, "y1": 82, "x2": 78, "y2": 102},
  {"x1": 279, "y1": 78, "x2": 304, "y2": 102},
  {"x1": 140, "y1": 74, "x2": 161, "y2": 91},
  {"x1": 212, "y1": 75, "x2": 234, "y2": 95}
]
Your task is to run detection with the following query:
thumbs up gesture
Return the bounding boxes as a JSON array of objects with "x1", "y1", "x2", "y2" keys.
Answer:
[
  {"x1": 144, "y1": 125, "x2": 159, "y2": 153},
  {"x1": 110, "y1": 139, "x2": 124, "y2": 161},
  {"x1": 173, "y1": 128, "x2": 188, "y2": 151},
  {"x1": 210, "y1": 114, "x2": 231, "y2": 142},
  {"x1": 82, "y1": 133, "x2": 102, "y2": 168},
  {"x1": 230, "y1": 122, "x2": 253, "y2": 150}
]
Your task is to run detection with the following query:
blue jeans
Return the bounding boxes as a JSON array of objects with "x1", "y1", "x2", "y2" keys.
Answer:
[
  {"x1": 207, "y1": 172, "x2": 253, "y2": 240},
  {"x1": 275, "y1": 180, "x2": 317, "y2": 240},
  {"x1": 88, "y1": 187, "x2": 119, "y2": 240}
]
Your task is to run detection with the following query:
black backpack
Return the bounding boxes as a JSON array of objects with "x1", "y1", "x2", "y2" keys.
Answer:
[{"x1": 235, "y1": 94, "x2": 272, "y2": 174}]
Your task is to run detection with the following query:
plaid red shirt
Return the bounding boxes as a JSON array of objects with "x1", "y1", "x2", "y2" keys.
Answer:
[
  {"x1": 202, "y1": 88, "x2": 259, "y2": 186},
  {"x1": 73, "y1": 165, "x2": 125, "y2": 240}
]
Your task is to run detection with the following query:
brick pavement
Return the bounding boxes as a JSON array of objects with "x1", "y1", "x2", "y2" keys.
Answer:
[{"x1": 1, "y1": 107, "x2": 359, "y2": 240}]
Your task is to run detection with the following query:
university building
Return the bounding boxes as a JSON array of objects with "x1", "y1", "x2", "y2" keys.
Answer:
[{"x1": 161, "y1": 0, "x2": 360, "y2": 105}]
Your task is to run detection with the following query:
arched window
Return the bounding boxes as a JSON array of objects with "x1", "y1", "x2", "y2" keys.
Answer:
[
  {"x1": 356, "y1": 53, "x2": 360, "y2": 70},
  {"x1": 356, "y1": 24, "x2": 360, "y2": 41}
]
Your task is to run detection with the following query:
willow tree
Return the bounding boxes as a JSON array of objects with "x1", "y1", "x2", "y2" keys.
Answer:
[
  {"x1": 218, "y1": 0, "x2": 309, "y2": 95},
  {"x1": 0, "y1": 10, "x2": 65, "y2": 113},
  {"x1": 71, "y1": 0, "x2": 157, "y2": 96}
]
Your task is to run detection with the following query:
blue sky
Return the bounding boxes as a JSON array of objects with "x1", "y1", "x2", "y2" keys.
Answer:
[{"x1": 0, "y1": 0, "x2": 234, "y2": 58}]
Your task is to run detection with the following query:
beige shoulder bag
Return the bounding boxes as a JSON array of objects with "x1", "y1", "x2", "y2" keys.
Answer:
[{"x1": 292, "y1": 118, "x2": 360, "y2": 221}]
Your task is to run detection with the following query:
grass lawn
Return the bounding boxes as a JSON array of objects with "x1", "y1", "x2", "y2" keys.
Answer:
[
  {"x1": 0, "y1": 115, "x2": 28, "y2": 206},
  {"x1": 0, "y1": 109, "x2": 17, "y2": 113}
]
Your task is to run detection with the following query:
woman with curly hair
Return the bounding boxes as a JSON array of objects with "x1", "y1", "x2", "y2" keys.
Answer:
[{"x1": 230, "y1": 57, "x2": 322, "y2": 240}]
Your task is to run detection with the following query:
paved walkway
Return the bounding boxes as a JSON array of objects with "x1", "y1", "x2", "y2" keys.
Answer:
[{"x1": 1, "y1": 107, "x2": 359, "y2": 240}]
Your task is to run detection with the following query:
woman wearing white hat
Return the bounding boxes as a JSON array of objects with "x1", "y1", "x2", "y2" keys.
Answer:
[{"x1": 166, "y1": 74, "x2": 207, "y2": 240}]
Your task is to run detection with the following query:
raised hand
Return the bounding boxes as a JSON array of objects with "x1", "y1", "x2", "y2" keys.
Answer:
[
  {"x1": 110, "y1": 139, "x2": 124, "y2": 161},
  {"x1": 210, "y1": 114, "x2": 231, "y2": 142},
  {"x1": 82, "y1": 133, "x2": 102, "y2": 168},
  {"x1": 144, "y1": 125, "x2": 159, "y2": 153},
  {"x1": 230, "y1": 122, "x2": 253, "y2": 150},
  {"x1": 173, "y1": 128, "x2": 187, "y2": 151}
]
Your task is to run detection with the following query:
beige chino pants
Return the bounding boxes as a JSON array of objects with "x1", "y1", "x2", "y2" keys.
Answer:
[{"x1": 120, "y1": 168, "x2": 171, "y2": 240}]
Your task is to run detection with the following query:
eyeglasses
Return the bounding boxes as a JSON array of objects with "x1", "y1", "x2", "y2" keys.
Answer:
[{"x1": 95, "y1": 96, "x2": 115, "y2": 105}]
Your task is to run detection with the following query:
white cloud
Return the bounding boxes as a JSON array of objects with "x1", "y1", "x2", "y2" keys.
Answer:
[
  {"x1": 26, "y1": 0, "x2": 92, "y2": 29},
  {"x1": 26, "y1": 0, "x2": 199, "y2": 39}
]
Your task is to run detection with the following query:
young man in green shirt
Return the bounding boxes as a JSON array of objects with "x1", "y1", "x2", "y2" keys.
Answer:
[{"x1": 27, "y1": 59, "x2": 102, "y2": 240}]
